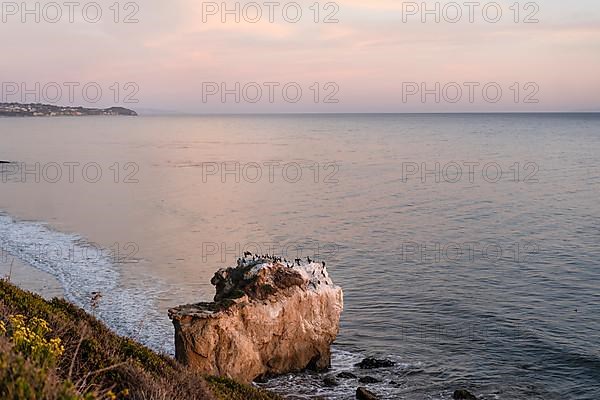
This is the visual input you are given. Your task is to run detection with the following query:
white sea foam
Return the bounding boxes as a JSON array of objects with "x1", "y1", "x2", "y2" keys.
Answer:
[{"x1": 0, "y1": 212, "x2": 175, "y2": 354}]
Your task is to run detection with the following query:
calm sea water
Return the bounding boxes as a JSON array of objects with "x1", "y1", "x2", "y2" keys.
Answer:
[{"x1": 1, "y1": 114, "x2": 599, "y2": 399}]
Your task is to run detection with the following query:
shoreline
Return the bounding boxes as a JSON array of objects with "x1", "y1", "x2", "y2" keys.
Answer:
[
  {"x1": 1, "y1": 254, "x2": 391, "y2": 400},
  {"x1": 0, "y1": 231, "x2": 387, "y2": 400},
  {"x1": 0, "y1": 210, "x2": 398, "y2": 399}
]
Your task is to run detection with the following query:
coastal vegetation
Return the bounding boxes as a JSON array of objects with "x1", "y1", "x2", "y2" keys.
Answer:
[{"x1": 0, "y1": 280, "x2": 281, "y2": 400}]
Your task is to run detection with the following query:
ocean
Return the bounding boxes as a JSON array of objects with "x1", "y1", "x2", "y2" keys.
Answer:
[{"x1": 1, "y1": 114, "x2": 599, "y2": 399}]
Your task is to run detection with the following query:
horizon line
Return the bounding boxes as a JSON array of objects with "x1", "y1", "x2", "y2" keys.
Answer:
[{"x1": 137, "y1": 111, "x2": 600, "y2": 116}]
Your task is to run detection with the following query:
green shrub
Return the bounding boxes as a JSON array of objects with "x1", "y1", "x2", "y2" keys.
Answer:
[
  {"x1": 0, "y1": 336, "x2": 91, "y2": 400},
  {"x1": 2, "y1": 315, "x2": 65, "y2": 369}
]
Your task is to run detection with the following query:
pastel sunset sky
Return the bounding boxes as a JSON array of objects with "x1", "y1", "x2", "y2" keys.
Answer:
[{"x1": 1, "y1": 0, "x2": 599, "y2": 112}]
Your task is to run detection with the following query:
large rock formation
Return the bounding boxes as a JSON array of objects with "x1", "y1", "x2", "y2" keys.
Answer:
[{"x1": 168, "y1": 255, "x2": 344, "y2": 383}]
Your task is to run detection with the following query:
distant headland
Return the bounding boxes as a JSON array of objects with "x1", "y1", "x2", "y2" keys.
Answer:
[{"x1": 0, "y1": 102, "x2": 137, "y2": 117}]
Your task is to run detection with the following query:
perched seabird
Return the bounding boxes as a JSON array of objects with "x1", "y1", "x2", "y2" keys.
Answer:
[
  {"x1": 322, "y1": 261, "x2": 326, "y2": 268},
  {"x1": 295, "y1": 258, "x2": 301, "y2": 266},
  {"x1": 307, "y1": 256, "x2": 312, "y2": 263}
]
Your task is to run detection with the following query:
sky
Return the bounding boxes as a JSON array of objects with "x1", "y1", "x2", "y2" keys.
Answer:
[{"x1": 1, "y1": 0, "x2": 599, "y2": 113}]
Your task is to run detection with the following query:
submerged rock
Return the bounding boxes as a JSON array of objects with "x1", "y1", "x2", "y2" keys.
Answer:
[
  {"x1": 359, "y1": 376, "x2": 381, "y2": 384},
  {"x1": 356, "y1": 387, "x2": 379, "y2": 400},
  {"x1": 356, "y1": 357, "x2": 396, "y2": 369},
  {"x1": 168, "y1": 255, "x2": 343, "y2": 383},
  {"x1": 338, "y1": 371, "x2": 358, "y2": 379},
  {"x1": 453, "y1": 389, "x2": 478, "y2": 400},
  {"x1": 323, "y1": 376, "x2": 339, "y2": 387}
]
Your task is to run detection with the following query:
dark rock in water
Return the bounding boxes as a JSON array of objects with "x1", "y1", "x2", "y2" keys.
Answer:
[
  {"x1": 356, "y1": 357, "x2": 395, "y2": 369},
  {"x1": 453, "y1": 389, "x2": 478, "y2": 400},
  {"x1": 356, "y1": 387, "x2": 379, "y2": 400},
  {"x1": 359, "y1": 376, "x2": 381, "y2": 384},
  {"x1": 253, "y1": 375, "x2": 269, "y2": 384},
  {"x1": 337, "y1": 371, "x2": 358, "y2": 379},
  {"x1": 323, "y1": 376, "x2": 339, "y2": 387}
]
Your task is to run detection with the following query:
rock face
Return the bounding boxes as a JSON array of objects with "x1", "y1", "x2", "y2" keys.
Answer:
[{"x1": 168, "y1": 255, "x2": 344, "y2": 383}]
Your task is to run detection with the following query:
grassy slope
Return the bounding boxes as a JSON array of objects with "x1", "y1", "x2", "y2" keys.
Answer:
[{"x1": 0, "y1": 280, "x2": 282, "y2": 400}]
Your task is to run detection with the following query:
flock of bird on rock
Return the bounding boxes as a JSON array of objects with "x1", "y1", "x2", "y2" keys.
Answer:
[
  {"x1": 238, "y1": 251, "x2": 326, "y2": 270},
  {"x1": 236, "y1": 252, "x2": 330, "y2": 290}
]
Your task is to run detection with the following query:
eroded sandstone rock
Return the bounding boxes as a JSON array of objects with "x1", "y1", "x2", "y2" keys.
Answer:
[{"x1": 168, "y1": 255, "x2": 343, "y2": 383}]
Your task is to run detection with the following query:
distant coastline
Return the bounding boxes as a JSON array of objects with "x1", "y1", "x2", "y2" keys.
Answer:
[{"x1": 0, "y1": 102, "x2": 137, "y2": 117}]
